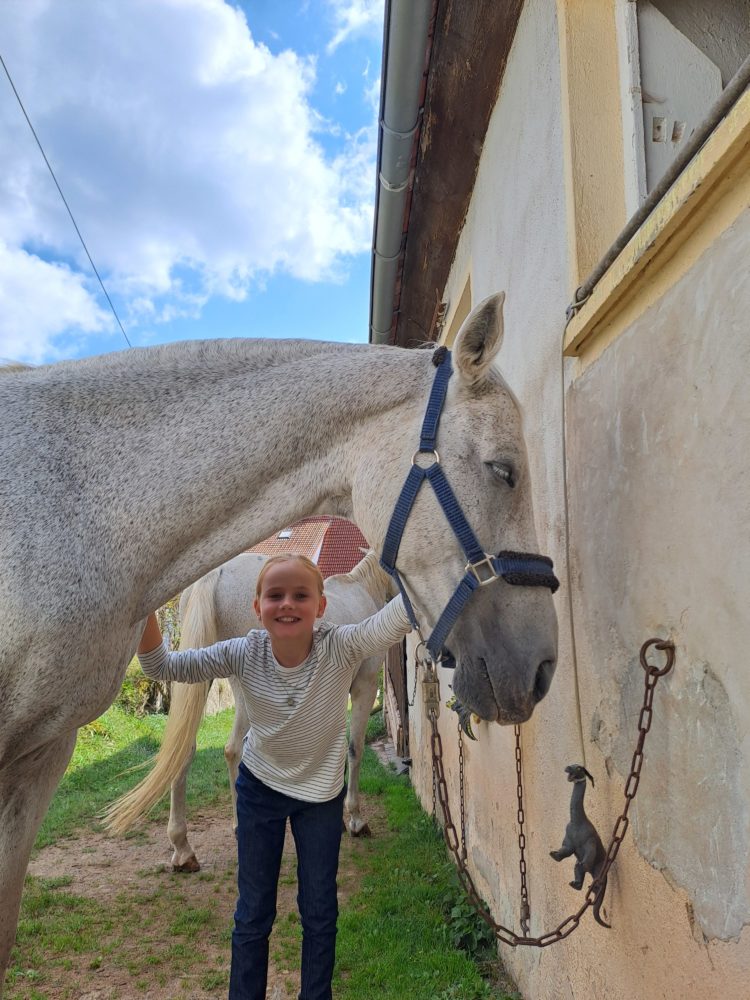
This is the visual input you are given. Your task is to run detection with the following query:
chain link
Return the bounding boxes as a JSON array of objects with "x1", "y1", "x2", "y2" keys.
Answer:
[
  {"x1": 514, "y1": 724, "x2": 531, "y2": 934},
  {"x1": 458, "y1": 723, "x2": 467, "y2": 860},
  {"x1": 408, "y1": 643, "x2": 426, "y2": 707},
  {"x1": 423, "y1": 664, "x2": 441, "y2": 817},
  {"x1": 427, "y1": 638, "x2": 675, "y2": 947}
]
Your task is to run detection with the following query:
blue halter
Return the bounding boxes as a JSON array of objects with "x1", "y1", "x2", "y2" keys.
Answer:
[{"x1": 379, "y1": 348, "x2": 559, "y2": 664}]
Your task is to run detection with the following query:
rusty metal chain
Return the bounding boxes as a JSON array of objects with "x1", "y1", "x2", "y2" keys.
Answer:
[
  {"x1": 423, "y1": 664, "x2": 440, "y2": 817},
  {"x1": 427, "y1": 638, "x2": 675, "y2": 947},
  {"x1": 514, "y1": 724, "x2": 531, "y2": 934},
  {"x1": 458, "y1": 723, "x2": 467, "y2": 860},
  {"x1": 408, "y1": 644, "x2": 426, "y2": 707}
]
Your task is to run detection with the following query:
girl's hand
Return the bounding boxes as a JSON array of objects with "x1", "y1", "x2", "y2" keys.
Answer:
[{"x1": 138, "y1": 612, "x2": 163, "y2": 654}]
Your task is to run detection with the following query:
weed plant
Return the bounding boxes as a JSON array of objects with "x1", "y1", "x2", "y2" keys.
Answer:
[{"x1": 333, "y1": 730, "x2": 519, "y2": 1000}]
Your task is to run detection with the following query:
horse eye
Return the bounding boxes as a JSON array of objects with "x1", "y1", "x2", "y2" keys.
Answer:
[{"x1": 485, "y1": 461, "x2": 515, "y2": 488}]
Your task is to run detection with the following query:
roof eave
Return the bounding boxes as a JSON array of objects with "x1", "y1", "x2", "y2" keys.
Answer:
[{"x1": 369, "y1": 0, "x2": 526, "y2": 348}]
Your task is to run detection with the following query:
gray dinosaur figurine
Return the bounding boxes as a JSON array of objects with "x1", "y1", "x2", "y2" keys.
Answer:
[{"x1": 549, "y1": 764, "x2": 610, "y2": 928}]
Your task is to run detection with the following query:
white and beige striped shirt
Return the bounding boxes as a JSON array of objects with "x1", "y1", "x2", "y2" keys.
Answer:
[{"x1": 138, "y1": 595, "x2": 411, "y2": 802}]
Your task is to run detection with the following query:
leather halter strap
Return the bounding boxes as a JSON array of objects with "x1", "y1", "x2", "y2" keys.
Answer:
[{"x1": 379, "y1": 349, "x2": 559, "y2": 664}]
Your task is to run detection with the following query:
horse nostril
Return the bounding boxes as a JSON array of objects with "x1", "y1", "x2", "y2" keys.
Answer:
[
  {"x1": 441, "y1": 646, "x2": 456, "y2": 670},
  {"x1": 533, "y1": 659, "x2": 555, "y2": 703}
]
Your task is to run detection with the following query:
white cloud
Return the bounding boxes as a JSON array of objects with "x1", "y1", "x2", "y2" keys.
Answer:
[
  {"x1": 365, "y1": 74, "x2": 383, "y2": 116},
  {"x1": 0, "y1": 0, "x2": 379, "y2": 358},
  {"x1": 327, "y1": 0, "x2": 384, "y2": 54},
  {"x1": 0, "y1": 242, "x2": 111, "y2": 363}
]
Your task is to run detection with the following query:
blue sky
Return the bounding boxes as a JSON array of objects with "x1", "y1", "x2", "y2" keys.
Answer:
[{"x1": 0, "y1": 0, "x2": 384, "y2": 363}]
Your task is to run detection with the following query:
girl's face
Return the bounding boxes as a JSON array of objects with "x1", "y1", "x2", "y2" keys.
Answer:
[{"x1": 253, "y1": 561, "x2": 326, "y2": 644}]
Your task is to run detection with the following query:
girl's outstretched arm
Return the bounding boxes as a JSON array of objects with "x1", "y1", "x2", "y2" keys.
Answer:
[
  {"x1": 334, "y1": 594, "x2": 412, "y2": 661},
  {"x1": 138, "y1": 612, "x2": 163, "y2": 654}
]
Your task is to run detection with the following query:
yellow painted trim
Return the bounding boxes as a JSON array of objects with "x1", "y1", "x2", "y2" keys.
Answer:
[
  {"x1": 556, "y1": 0, "x2": 627, "y2": 287},
  {"x1": 564, "y1": 88, "x2": 750, "y2": 364}
]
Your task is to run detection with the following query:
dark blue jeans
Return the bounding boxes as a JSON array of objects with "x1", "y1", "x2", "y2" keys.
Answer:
[{"x1": 229, "y1": 763, "x2": 345, "y2": 1000}]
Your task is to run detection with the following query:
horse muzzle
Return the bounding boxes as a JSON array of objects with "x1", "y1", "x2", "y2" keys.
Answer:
[{"x1": 449, "y1": 596, "x2": 558, "y2": 723}]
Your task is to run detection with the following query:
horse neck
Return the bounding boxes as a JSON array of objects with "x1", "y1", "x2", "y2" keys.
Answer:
[{"x1": 20, "y1": 338, "x2": 428, "y2": 614}]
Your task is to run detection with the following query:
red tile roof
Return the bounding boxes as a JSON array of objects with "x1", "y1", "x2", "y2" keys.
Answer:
[
  {"x1": 248, "y1": 516, "x2": 369, "y2": 578},
  {"x1": 249, "y1": 521, "x2": 329, "y2": 564}
]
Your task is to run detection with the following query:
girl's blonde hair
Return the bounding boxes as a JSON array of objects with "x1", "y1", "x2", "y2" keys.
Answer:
[{"x1": 255, "y1": 554, "x2": 325, "y2": 597}]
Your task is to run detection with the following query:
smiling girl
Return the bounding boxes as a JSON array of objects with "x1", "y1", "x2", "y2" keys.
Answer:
[{"x1": 137, "y1": 553, "x2": 411, "y2": 1000}]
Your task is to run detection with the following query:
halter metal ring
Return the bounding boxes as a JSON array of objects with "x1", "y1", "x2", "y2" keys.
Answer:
[
  {"x1": 411, "y1": 448, "x2": 440, "y2": 467},
  {"x1": 466, "y1": 554, "x2": 500, "y2": 586},
  {"x1": 414, "y1": 640, "x2": 434, "y2": 667}
]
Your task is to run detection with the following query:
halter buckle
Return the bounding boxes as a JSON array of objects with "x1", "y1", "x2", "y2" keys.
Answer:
[
  {"x1": 466, "y1": 554, "x2": 500, "y2": 586},
  {"x1": 422, "y1": 665, "x2": 441, "y2": 715}
]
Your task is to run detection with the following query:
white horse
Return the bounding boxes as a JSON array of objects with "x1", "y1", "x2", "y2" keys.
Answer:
[
  {"x1": 0, "y1": 293, "x2": 558, "y2": 989},
  {"x1": 104, "y1": 550, "x2": 397, "y2": 869}
]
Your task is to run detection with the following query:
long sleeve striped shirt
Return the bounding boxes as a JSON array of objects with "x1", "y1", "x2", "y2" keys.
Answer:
[{"x1": 138, "y1": 595, "x2": 411, "y2": 802}]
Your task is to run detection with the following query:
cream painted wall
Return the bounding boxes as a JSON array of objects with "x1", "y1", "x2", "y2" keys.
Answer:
[{"x1": 406, "y1": 0, "x2": 750, "y2": 996}]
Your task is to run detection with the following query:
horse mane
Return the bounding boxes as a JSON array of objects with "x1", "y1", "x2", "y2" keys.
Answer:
[
  {"x1": 0, "y1": 362, "x2": 34, "y2": 375},
  {"x1": 43, "y1": 335, "x2": 379, "y2": 382},
  {"x1": 337, "y1": 550, "x2": 396, "y2": 606}
]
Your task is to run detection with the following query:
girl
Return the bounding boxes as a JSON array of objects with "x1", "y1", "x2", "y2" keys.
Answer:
[{"x1": 137, "y1": 553, "x2": 411, "y2": 1000}]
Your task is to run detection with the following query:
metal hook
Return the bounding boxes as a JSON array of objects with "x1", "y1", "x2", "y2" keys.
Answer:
[{"x1": 639, "y1": 638, "x2": 675, "y2": 677}]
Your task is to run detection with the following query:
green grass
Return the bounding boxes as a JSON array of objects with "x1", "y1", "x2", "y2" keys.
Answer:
[
  {"x1": 8, "y1": 702, "x2": 237, "y2": 998},
  {"x1": 36, "y1": 702, "x2": 235, "y2": 849},
  {"x1": 8, "y1": 702, "x2": 517, "y2": 999},
  {"x1": 7, "y1": 873, "x2": 233, "y2": 996},
  {"x1": 334, "y1": 745, "x2": 518, "y2": 1000}
]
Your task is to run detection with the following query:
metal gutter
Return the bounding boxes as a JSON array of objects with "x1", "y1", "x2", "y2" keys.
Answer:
[{"x1": 369, "y1": 0, "x2": 434, "y2": 344}]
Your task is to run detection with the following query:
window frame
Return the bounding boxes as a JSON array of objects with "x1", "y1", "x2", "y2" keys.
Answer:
[{"x1": 559, "y1": 0, "x2": 750, "y2": 364}]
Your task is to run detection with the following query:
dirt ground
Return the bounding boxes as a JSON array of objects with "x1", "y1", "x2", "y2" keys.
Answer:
[{"x1": 24, "y1": 793, "x2": 387, "y2": 1000}]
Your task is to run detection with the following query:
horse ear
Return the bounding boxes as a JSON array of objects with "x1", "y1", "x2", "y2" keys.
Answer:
[{"x1": 452, "y1": 292, "x2": 505, "y2": 388}]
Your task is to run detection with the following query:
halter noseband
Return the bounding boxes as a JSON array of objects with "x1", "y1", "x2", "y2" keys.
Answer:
[{"x1": 379, "y1": 348, "x2": 559, "y2": 664}]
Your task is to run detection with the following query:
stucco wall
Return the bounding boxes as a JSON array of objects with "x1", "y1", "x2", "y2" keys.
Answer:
[
  {"x1": 567, "y1": 210, "x2": 750, "y2": 943},
  {"x1": 406, "y1": 0, "x2": 750, "y2": 996}
]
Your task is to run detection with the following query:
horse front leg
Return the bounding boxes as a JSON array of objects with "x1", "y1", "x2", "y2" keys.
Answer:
[
  {"x1": 0, "y1": 730, "x2": 77, "y2": 996},
  {"x1": 345, "y1": 657, "x2": 380, "y2": 837},
  {"x1": 167, "y1": 743, "x2": 199, "y2": 872}
]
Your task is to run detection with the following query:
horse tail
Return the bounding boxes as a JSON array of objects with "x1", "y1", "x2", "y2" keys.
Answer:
[{"x1": 102, "y1": 569, "x2": 221, "y2": 835}]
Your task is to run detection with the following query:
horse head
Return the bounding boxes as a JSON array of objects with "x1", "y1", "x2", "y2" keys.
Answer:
[{"x1": 356, "y1": 292, "x2": 558, "y2": 724}]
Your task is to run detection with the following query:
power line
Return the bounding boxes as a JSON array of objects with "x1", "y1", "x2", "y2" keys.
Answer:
[{"x1": 0, "y1": 51, "x2": 132, "y2": 348}]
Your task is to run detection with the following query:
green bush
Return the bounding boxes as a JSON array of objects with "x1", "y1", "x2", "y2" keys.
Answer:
[
  {"x1": 115, "y1": 599, "x2": 181, "y2": 715},
  {"x1": 115, "y1": 659, "x2": 168, "y2": 715}
]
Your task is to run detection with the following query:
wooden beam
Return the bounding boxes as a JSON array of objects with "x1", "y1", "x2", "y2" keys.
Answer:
[{"x1": 393, "y1": 0, "x2": 524, "y2": 347}]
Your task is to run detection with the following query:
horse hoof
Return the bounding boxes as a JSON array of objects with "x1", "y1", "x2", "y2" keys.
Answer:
[
  {"x1": 350, "y1": 823, "x2": 371, "y2": 838},
  {"x1": 173, "y1": 857, "x2": 201, "y2": 873}
]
